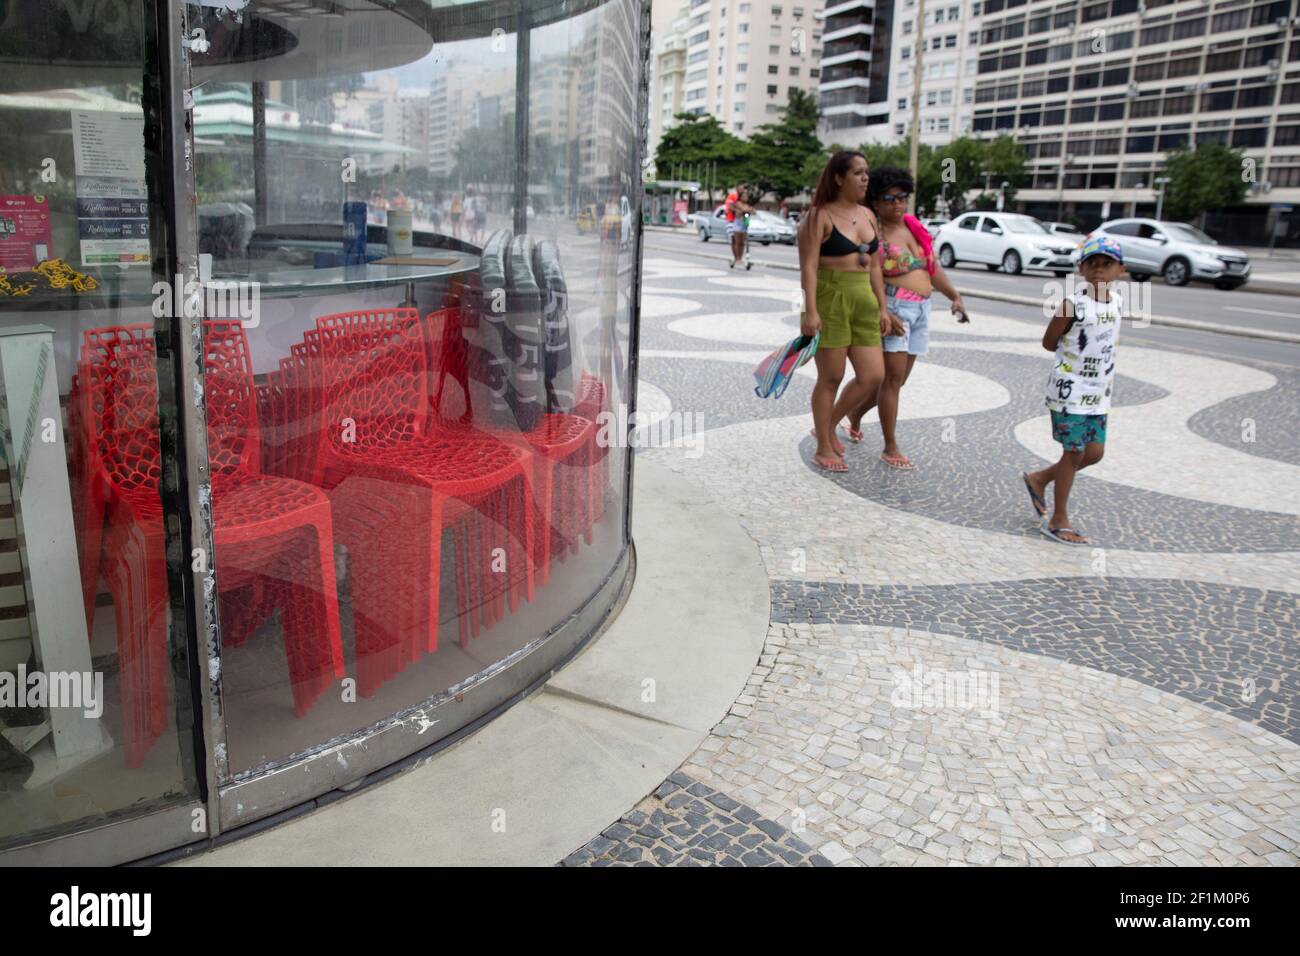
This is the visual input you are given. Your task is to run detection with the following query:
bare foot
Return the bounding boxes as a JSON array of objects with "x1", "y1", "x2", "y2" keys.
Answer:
[
  {"x1": 812, "y1": 452, "x2": 848, "y2": 472},
  {"x1": 811, "y1": 427, "x2": 845, "y2": 456}
]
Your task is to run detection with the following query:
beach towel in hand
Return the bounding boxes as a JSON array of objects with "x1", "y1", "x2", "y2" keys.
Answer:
[{"x1": 754, "y1": 333, "x2": 819, "y2": 399}]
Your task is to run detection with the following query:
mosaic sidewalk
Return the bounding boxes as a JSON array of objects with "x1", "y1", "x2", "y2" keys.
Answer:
[{"x1": 564, "y1": 254, "x2": 1300, "y2": 867}]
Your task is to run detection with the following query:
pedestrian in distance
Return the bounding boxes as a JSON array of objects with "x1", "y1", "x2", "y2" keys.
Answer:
[
  {"x1": 1022, "y1": 235, "x2": 1126, "y2": 546},
  {"x1": 450, "y1": 194, "x2": 464, "y2": 239},
  {"x1": 798, "y1": 150, "x2": 901, "y2": 473},
  {"x1": 725, "y1": 184, "x2": 754, "y2": 269},
  {"x1": 841, "y1": 165, "x2": 970, "y2": 469}
]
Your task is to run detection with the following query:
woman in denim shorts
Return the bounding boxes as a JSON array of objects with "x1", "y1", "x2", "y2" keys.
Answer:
[{"x1": 843, "y1": 166, "x2": 969, "y2": 469}]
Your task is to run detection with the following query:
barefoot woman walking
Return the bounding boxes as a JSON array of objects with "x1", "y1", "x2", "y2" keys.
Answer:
[
  {"x1": 843, "y1": 165, "x2": 968, "y2": 468},
  {"x1": 799, "y1": 151, "x2": 897, "y2": 472}
]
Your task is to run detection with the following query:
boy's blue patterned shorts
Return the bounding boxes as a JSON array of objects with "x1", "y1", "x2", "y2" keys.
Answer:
[{"x1": 1050, "y1": 410, "x2": 1107, "y2": 452}]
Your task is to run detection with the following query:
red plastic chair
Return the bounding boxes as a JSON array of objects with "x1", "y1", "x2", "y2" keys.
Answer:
[
  {"x1": 76, "y1": 322, "x2": 344, "y2": 767},
  {"x1": 572, "y1": 371, "x2": 610, "y2": 535},
  {"x1": 269, "y1": 308, "x2": 535, "y2": 695},
  {"x1": 429, "y1": 306, "x2": 598, "y2": 584}
]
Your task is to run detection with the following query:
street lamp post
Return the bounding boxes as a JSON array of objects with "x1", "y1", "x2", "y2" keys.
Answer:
[
  {"x1": 908, "y1": 0, "x2": 927, "y2": 216},
  {"x1": 1055, "y1": 155, "x2": 1074, "y2": 221},
  {"x1": 1154, "y1": 176, "x2": 1171, "y2": 220}
]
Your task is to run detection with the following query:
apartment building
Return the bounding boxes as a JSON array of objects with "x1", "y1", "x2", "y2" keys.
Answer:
[
  {"x1": 817, "y1": 0, "x2": 893, "y2": 143},
  {"x1": 883, "y1": 0, "x2": 982, "y2": 143},
  {"x1": 969, "y1": 0, "x2": 1300, "y2": 233},
  {"x1": 332, "y1": 75, "x2": 405, "y2": 174},
  {"x1": 653, "y1": 0, "x2": 827, "y2": 146},
  {"x1": 651, "y1": 3, "x2": 692, "y2": 162}
]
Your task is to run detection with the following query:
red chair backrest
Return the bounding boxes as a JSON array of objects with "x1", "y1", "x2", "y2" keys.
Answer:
[
  {"x1": 312, "y1": 308, "x2": 429, "y2": 457},
  {"x1": 202, "y1": 320, "x2": 261, "y2": 479},
  {"x1": 80, "y1": 322, "x2": 264, "y2": 497},
  {"x1": 80, "y1": 325, "x2": 163, "y2": 499}
]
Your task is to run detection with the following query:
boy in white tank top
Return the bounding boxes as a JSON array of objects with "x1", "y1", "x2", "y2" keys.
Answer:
[{"x1": 1021, "y1": 235, "x2": 1125, "y2": 546}]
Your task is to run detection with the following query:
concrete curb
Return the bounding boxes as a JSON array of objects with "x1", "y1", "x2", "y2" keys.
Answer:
[
  {"x1": 181, "y1": 459, "x2": 771, "y2": 866},
  {"x1": 955, "y1": 289, "x2": 1300, "y2": 344},
  {"x1": 646, "y1": 241, "x2": 1300, "y2": 343}
]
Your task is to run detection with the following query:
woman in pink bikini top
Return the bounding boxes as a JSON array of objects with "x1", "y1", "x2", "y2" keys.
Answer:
[{"x1": 840, "y1": 166, "x2": 969, "y2": 470}]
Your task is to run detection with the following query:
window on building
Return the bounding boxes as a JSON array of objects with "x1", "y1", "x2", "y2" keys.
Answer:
[
  {"x1": 769, "y1": 44, "x2": 781, "y2": 54},
  {"x1": 690, "y1": 31, "x2": 709, "y2": 45},
  {"x1": 772, "y1": 5, "x2": 783, "y2": 16},
  {"x1": 945, "y1": 35, "x2": 957, "y2": 48},
  {"x1": 1238, "y1": 85, "x2": 1275, "y2": 109},
  {"x1": 736, "y1": 83, "x2": 748, "y2": 93},
  {"x1": 1212, "y1": 10, "x2": 1248, "y2": 32},
  {"x1": 735, "y1": 102, "x2": 746, "y2": 112},
  {"x1": 810, "y1": 68, "x2": 820, "y2": 77},
  {"x1": 739, "y1": 23, "x2": 749, "y2": 33},
  {"x1": 940, "y1": 89, "x2": 953, "y2": 105},
  {"x1": 904, "y1": 20, "x2": 914, "y2": 33},
  {"x1": 963, "y1": 87, "x2": 974, "y2": 103},
  {"x1": 790, "y1": 66, "x2": 800, "y2": 75},
  {"x1": 768, "y1": 84, "x2": 780, "y2": 95},
  {"x1": 1172, "y1": 17, "x2": 1206, "y2": 40},
  {"x1": 766, "y1": 103, "x2": 781, "y2": 113},
  {"x1": 768, "y1": 64, "x2": 779, "y2": 73},
  {"x1": 738, "y1": 62, "x2": 748, "y2": 72}
]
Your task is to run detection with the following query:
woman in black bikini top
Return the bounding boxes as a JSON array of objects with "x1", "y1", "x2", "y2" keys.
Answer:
[{"x1": 797, "y1": 150, "x2": 898, "y2": 473}]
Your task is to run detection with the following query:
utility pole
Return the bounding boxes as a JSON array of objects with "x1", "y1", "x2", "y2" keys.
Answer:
[{"x1": 908, "y1": 0, "x2": 927, "y2": 215}]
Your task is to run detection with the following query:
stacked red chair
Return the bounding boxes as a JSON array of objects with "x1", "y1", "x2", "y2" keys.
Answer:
[
  {"x1": 262, "y1": 308, "x2": 536, "y2": 695},
  {"x1": 75, "y1": 322, "x2": 344, "y2": 767},
  {"x1": 572, "y1": 371, "x2": 610, "y2": 534},
  {"x1": 433, "y1": 304, "x2": 598, "y2": 586}
]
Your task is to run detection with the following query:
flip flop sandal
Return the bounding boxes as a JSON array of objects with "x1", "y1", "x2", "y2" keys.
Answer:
[
  {"x1": 880, "y1": 453, "x2": 914, "y2": 470},
  {"x1": 1021, "y1": 472, "x2": 1047, "y2": 518},
  {"x1": 1040, "y1": 522, "x2": 1090, "y2": 546},
  {"x1": 810, "y1": 427, "x2": 846, "y2": 454},
  {"x1": 846, "y1": 426, "x2": 865, "y2": 443},
  {"x1": 812, "y1": 454, "x2": 848, "y2": 473}
]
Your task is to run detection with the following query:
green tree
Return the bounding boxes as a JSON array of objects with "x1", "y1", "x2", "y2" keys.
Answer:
[
  {"x1": 984, "y1": 135, "x2": 1027, "y2": 207},
  {"x1": 744, "y1": 89, "x2": 822, "y2": 203},
  {"x1": 654, "y1": 113, "x2": 751, "y2": 206},
  {"x1": 935, "y1": 137, "x2": 985, "y2": 216},
  {"x1": 1162, "y1": 143, "x2": 1250, "y2": 224}
]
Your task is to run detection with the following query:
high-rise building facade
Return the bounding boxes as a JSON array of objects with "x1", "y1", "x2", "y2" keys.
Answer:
[
  {"x1": 883, "y1": 0, "x2": 982, "y2": 144},
  {"x1": 969, "y1": 0, "x2": 1299, "y2": 232},
  {"x1": 817, "y1": 0, "x2": 894, "y2": 144},
  {"x1": 652, "y1": 0, "x2": 827, "y2": 151}
]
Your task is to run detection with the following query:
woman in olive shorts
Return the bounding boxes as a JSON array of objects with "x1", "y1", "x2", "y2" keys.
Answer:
[{"x1": 798, "y1": 150, "x2": 899, "y2": 472}]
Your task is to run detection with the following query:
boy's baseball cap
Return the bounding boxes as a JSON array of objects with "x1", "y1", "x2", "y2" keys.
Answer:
[{"x1": 1080, "y1": 235, "x2": 1123, "y2": 264}]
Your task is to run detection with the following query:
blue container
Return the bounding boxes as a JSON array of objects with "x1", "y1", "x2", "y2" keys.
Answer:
[{"x1": 343, "y1": 201, "x2": 367, "y2": 265}]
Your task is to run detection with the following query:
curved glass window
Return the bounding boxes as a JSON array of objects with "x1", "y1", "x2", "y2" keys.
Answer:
[{"x1": 0, "y1": 0, "x2": 643, "y2": 860}]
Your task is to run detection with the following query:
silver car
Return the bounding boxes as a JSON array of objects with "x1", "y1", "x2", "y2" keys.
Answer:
[
  {"x1": 691, "y1": 205, "x2": 785, "y2": 244},
  {"x1": 1089, "y1": 218, "x2": 1251, "y2": 289}
]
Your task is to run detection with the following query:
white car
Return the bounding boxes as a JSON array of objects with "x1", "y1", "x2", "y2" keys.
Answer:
[
  {"x1": 751, "y1": 210, "x2": 796, "y2": 245},
  {"x1": 921, "y1": 218, "x2": 949, "y2": 238},
  {"x1": 934, "y1": 212, "x2": 1078, "y2": 276},
  {"x1": 1042, "y1": 221, "x2": 1085, "y2": 241},
  {"x1": 690, "y1": 205, "x2": 787, "y2": 244}
]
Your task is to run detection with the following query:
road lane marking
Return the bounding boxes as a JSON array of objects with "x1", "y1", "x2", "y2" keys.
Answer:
[{"x1": 1224, "y1": 306, "x2": 1300, "y2": 319}]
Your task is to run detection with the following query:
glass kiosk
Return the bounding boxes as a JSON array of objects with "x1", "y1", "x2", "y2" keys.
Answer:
[{"x1": 0, "y1": 0, "x2": 646, "y2": 864}]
